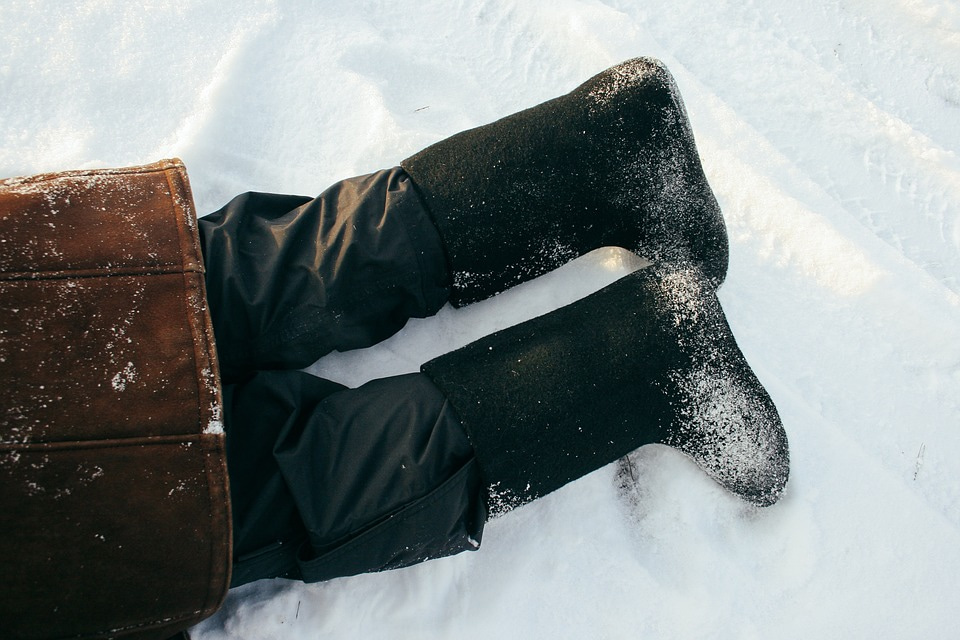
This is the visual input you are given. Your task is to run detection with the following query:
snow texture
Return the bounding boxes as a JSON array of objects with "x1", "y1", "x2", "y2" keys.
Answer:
[{"x1": 2, "y1": 1, "x2": 959, "y2": 638}]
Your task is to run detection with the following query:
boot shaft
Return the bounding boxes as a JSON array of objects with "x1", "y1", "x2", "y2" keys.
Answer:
[
  {"x1": 403, "y1": 57, "x2": 729, "y2": 306},
  {"x1": 422, "y1": 265, "x2": 788, "y2": 513}
]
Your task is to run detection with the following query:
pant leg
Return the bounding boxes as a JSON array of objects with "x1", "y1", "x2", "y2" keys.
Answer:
[
  {"x1": 225, "y1": 370, "x2": 485, "y2": 587},
  {"x1": 199, "y1": 167, "x2": 450, "y2": 381},
  {"x1": 204, "y1": 168, "x2": 483, "y2": 586}
]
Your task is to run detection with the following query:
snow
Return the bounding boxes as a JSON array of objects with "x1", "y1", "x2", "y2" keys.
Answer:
[{"x1": 3, "y1": 0, "x2": 959, "y2": 638}]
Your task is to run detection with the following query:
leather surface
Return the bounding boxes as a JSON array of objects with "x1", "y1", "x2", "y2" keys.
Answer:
[{"x1": 0, "y1": 160, "x2": 231, "y2": 639}]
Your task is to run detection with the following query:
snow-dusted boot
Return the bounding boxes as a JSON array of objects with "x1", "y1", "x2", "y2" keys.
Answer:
[
  {"x1": 421, "y1": 265, "x2": 789, "y2": 511},
  {"x1": 402, "y1": 57, "x2": 728, "y2": 307}
]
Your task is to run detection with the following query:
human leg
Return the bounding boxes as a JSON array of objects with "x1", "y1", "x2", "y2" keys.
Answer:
[
  {"x1": 224, "y1": 264, "x2": 788, "y2": 588},
  {"x1": 199, "y1": 167, "x2": 449, "y2": 381},
  {"x1": 402, "y1": 57, "x2": 728, "y2": 306},
  {"x1": 200, "y1": 58, "x2": 727, "y2": 378},
  {"x1": 421, "y1": 264, "x2": 789, "y2": 511},
  {"x1": 225, "y1": 370, "x2": 484, "y2": 587}
]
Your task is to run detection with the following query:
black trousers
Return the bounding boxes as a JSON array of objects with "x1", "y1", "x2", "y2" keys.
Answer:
[{"x1": 199, "y1": 168, "x2": 486, "y2": 587}]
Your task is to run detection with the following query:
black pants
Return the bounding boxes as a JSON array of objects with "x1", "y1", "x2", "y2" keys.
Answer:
[{"x1": 199, "y1": 168, "x2": 486, "y2": 587}]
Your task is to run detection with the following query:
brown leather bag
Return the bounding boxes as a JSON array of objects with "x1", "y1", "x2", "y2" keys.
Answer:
[{"x1": 0, "y1": 159, "x2": 231, "y2": 639}]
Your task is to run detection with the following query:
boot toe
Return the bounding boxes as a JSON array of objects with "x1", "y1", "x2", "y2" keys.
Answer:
[
  {"x1": 663, "y1": 348, "x2": 791, "y2": 507},
  {"x1": 669, "y1": 393, "x2": 790, "y2": 507},
  {"x1": 650, "y1": 267, "x2": 790, "y2": 507}
]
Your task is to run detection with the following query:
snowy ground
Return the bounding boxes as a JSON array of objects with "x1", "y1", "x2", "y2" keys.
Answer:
[{"x1": 3, "y1": 1, "x2": 959, "y2": 638}]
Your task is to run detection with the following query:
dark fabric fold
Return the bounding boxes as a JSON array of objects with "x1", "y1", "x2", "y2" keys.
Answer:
[{"x1": 199, "y1": 167, "x2": 450, "y2": 381}]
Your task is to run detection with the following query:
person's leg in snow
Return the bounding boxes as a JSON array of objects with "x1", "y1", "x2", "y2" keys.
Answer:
[
  {"x1": 201, "y1": 57, "x2": 789, "y2": 587},
  {"x1": 402, "y1": 56, "x2": 729, "y2": 305}
]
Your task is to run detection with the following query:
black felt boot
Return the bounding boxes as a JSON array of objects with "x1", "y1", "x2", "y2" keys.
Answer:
[
  {"x1": 402, "y1": 57, "x2": 728, "y2": 307},
  {"x1": 421, "y1": 265, "x2": 789, "y2": 512}
]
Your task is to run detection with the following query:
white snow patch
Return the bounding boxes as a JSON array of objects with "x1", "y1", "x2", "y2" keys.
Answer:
[
  {"x1": 110, "y1": 361, "x2": 137, "y2": 392},
  {"x1": 204, "y1": 419, "x2": 224, "y2": 436}
]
